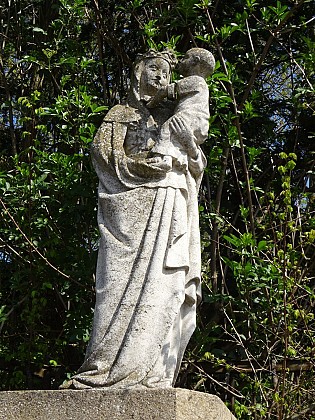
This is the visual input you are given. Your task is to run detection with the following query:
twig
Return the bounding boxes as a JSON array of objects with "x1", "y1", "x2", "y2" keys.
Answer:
[
  {"x1": 192, "y1": 361, "x2": 245, "y2": 399},
  {"x1": 0, "y1": 197, "x2": 84, "y2": 287},
  {"x1": 0, "y1": 296, "x2": 27, "y2": 334},
  {"x1": 205, "y1": 8, "x2": 256, "y2": 236},
  {"x1": 241, "y1": 0, "x2": 307, "y2": 109}
]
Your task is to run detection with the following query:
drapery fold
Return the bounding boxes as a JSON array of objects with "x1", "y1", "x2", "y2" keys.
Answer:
[{"x1": 65, "y1": 104, "x2": 205, "y2": 389}]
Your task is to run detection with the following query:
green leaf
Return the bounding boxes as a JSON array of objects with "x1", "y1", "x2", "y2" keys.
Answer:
[{"x1": 257, "y1": 240, "x2": 267, "y2": 252}]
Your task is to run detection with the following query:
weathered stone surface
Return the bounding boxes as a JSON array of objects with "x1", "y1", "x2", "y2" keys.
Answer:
[
  {"x1": 63, "y1": 48, "x2": 216, "y2": 390},
  {"x1": 0, "y1": 388, "x2": 236, "y2": 420}
]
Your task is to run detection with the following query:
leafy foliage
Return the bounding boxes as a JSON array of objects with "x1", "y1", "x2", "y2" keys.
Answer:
[{"x1": 0, "y1": 0, "x2": 314, "y2": 418}]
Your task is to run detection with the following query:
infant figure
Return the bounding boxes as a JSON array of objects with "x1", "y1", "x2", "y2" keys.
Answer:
[{"x1": 147, "y1": 48, "x2": 215, "y2": 172}]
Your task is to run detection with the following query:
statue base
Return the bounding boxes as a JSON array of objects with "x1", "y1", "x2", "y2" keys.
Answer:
[{"x1": 0, "y1": 388, "x2": 236, "y2": 419}]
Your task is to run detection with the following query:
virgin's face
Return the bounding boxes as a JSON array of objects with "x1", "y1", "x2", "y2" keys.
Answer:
[{"x1": 140, "y1": 58, "x2": 170, "y2": 97}]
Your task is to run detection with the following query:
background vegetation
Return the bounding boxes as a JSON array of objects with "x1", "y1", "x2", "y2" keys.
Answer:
[{"x1": 0, "y1": 0, "x2": 314, "y2": 418}]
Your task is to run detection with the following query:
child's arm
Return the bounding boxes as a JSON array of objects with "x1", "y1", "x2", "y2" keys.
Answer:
[{"x1": 146, "y1": 83, "x2": 176, "y2": 108}]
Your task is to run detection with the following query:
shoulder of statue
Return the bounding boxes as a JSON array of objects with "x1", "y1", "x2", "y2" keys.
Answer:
[
  {"x1": 178, "y1": 75, "x2": 203, "y2": 83},
  {"x1": 104, "y1": 104, "x2": 141, "y2": 123},
  {"x1": 176, "y1": 75, "x2": 207, "y2": 94}
]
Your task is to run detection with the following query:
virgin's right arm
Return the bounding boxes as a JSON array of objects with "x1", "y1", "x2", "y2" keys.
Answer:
[{"x1": 91, "y1": 120, "x2": 113, "y2": 170}]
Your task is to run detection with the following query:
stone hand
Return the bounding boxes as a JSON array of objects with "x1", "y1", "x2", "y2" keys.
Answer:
[
  {"x1": 146, "y1": 86, "x2": 168, "y2": 108},
  {"x1": 146, "y1": 156, "x2": 172, "y2": 171},
  {"x1": 146, "y1": 157, "x2": 162, "y2": 164},
  {"x1": 169, "y1": 116, "x2": 198, "y2": 158}
]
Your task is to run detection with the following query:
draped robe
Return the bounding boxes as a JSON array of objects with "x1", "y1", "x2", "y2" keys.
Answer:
[{"x1": 66, "y1": 103, "x2": 206, "y2": 389}]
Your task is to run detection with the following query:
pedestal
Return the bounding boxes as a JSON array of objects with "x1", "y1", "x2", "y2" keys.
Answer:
[{"x1": 0, "y1": 388, "x2": 236, "y2": 419}]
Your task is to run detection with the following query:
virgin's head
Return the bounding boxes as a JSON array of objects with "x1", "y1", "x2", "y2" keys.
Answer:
[
  {"x1": 130, "y1": 49, "x2": 177, "y2": 103},
  {"x1": 140, "y1": 58, "x2": 170, "y2": 97}
]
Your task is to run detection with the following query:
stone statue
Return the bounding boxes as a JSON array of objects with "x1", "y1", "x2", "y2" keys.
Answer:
[{"x1": 63, "y1": 48, "x2": 214, "y2": 389}]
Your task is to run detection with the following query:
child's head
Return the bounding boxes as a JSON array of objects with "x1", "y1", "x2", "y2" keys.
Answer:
[{"x1": 178, "y1": 48, "x2": 215, "y2": 78}]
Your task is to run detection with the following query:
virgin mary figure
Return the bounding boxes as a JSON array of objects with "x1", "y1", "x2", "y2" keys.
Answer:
[{"x1": 64, "y1": 49, "x2": 207, "y2": 389}]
